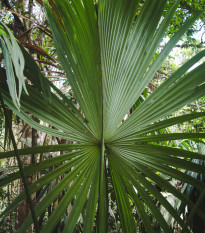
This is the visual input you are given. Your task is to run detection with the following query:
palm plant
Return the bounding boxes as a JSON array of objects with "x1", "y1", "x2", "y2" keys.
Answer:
[{"x1": 0, "y1": 0, "x2": 205, "y2": 232}]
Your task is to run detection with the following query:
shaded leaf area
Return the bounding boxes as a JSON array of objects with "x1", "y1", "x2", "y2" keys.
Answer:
[
  {"x1": 0, "y1": 23, "x2": 28, "y2": 109},
  {"x1": 0, "y1": 0, "x2": 205, "y2": 232}
]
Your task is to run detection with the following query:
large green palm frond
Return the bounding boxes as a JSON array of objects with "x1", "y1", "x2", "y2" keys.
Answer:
[{"x1": 0, "y1": 0, "x2": 205, "y2": 232}]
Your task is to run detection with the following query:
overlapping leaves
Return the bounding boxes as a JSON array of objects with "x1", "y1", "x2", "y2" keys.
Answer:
[{"x1": 0, "y1": 0, "x2": 205, "y2": 232}]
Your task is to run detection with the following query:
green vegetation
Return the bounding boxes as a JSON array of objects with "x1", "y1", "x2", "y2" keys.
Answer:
[{"x1": 0, "y1": 0, "x2": 205, "y2": 232}]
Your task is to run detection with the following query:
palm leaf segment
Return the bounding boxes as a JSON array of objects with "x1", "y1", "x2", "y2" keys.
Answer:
[{"x1": 0, "y1": 0, "x2": 205, "y2": 232}]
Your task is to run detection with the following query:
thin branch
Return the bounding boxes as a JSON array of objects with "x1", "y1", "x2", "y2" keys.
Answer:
[
  {"x1": 159, "y1": 42, "x2": 205, "y2": 48},
  {"x1": 174, "y1": 42, "x2": 205, "y2": 48},
  {"x1": 45, "y1": 76, "x2": 66, "y2": 79},
  {"x1": 0, "y1": 143, "x2": 7, "y2": 151},
  {"x1": 19, "y1": 40, "x2": 57, "y2": 62},
  {"x1": 41, "y1": 70, "x2": 65, "y2": 75},
  {"x1": 17, "y1": 124, "x2": 30, "y2": 146},
  {"x1": 8, "y1": 9, "x2": 52, "y2": 38},
  {"x1": 35, "y1": 59, "x2": 63, "y2": 69}
]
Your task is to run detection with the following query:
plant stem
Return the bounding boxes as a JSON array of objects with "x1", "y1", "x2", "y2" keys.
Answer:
[
  {"x1": 98, "y1": 136, "x2": 108, "y2": 233},
  {"x1": 0, "y1": 91, "x2": 40, "y2": 233}
]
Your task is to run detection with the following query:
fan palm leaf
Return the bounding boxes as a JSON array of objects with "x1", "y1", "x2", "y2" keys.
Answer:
[{"x1": 0, "y1": 0, "x2": 205, "y2": 232}]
